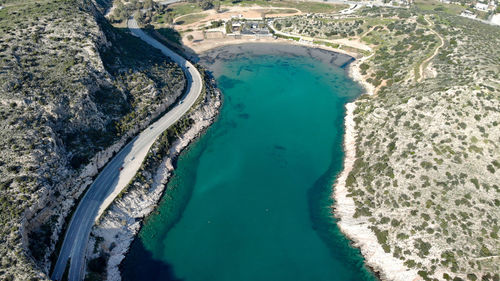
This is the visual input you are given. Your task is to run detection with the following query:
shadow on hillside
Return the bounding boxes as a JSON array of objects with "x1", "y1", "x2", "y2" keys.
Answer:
[{"x1": 116, "y1": 23, "x2": 202, "y2": 64}]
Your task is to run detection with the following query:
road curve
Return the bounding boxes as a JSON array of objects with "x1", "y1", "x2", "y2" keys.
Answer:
[{"x1": 51, "y1": 18, "x2": 203, "y2": 281}]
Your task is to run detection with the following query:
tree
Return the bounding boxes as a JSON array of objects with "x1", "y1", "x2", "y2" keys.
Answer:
[
  {"x1": 119, "y1": 8, "x2": 129, "y2": 22},
  {"x1": 144, "y1": 0, "x2": 154, "y2": 10},
  {"x1": 113, "y1": 3, "x2": 124, "y2": 22},
  {"x1": 134, "y1": 11, "x2": 143, "y2": 25},
  {"x1": 164, "y1": 13, "x2": 174, "y2": 24},
  {"x1": 199, "y1": 0, "x2": 214, "y2": 10},
  {"x1": 143, "y1": 10, "x2": 152, "y2": 24},
  {"x1": 116, "y1": 1, "x2": 124, "y2": 11}
]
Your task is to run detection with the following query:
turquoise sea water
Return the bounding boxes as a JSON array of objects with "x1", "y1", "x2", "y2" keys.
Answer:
[{"x1": 122, "y1": 49, "x2": 376, "y2": 281}]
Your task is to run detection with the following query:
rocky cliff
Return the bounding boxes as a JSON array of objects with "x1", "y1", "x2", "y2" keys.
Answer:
[{"x1": 0, "y1": 0, "x2": 186, "y2": 279}]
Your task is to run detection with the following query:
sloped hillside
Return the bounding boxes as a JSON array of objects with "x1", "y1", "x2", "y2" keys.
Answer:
[
  {"x1": 0, "y1": 0, "x2": 186, "y2": 279},
  {"x1": 342, "y1": 9, "x2": 500, "y2": 281},
  {"x1": 278, "y1": 6, "x2": 499, "y2": 280}
]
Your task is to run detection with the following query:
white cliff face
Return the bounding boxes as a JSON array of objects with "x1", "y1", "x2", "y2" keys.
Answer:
[
  {"x1": 90, "y1": 88, "x2": 221, "y2": 281},
  {"x1": 331, "y1": 62, "x2": 419, "y2": 281},
  {"x1": 333, "y1": 102, "x2": 419, "y2": 281}
]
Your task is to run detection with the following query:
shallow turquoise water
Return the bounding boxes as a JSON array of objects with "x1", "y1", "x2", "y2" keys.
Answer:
[{"x1": 122, "y1": 50, "x2": 376, "y2": 281}]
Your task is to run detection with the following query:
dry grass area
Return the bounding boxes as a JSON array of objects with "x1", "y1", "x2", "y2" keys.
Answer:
[
  {"x1": 413, "y1": 0, "x2": 466, "y2": 15},
  {"x1": 218, "y1": 0, "x2": 348, "y2": 13}
]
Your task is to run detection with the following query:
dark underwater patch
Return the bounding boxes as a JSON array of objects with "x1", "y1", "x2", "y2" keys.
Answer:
[{"x1": 218, "y1": 75, "x2": 242, "y2": 89}]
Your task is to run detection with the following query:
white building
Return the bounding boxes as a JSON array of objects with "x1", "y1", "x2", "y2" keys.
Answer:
[
  {"x1": 474, "y1": 1, "x2": 497, "y2": 11},
  {"x1": 488, "y1": 1, "x2": 498, "y2": 11},
  {"x1": 460, "y1": 10, "x2": 477, "y2": 18},
  {"x1": 475, "y1": 2, "x2": 489, "y2": 11}
]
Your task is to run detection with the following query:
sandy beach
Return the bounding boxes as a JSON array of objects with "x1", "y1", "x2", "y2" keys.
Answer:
[
  {"x1": 185, "y1": 35, "x2": 363, "y2": 60},
  {"x1": 196, "y1": 41, "x2": 355, "y2": 76}
]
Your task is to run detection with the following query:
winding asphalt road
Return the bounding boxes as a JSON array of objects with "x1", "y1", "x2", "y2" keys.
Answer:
[{"x1": 51, "y1": 18, "x2": 202, "y2": 281}]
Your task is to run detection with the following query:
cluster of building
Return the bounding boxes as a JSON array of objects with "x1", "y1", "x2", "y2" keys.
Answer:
[
  {"x1": 448, "y1": 0, "x2": 500, "y2": 23},
  {"x1": 473, "y1": 0, "x2": 497, "y2": 11},
  {"x1": 460, "y1": 9, "x2": 478, "y2": 18},
  {"x1": 228, "y1": 19, "x2": 271, "y2": 37},
  {"x1": 441, "y1": 0, "x2": 497, "y2": 11}
]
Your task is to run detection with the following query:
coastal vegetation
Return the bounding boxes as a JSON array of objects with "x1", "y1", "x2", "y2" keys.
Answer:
[
  {"x1": 0, "y1": 0, "x2": 186, "y2": 279},
  {"x1": 0, "y1": 0, "x2": 498, "y2": 279},
  {"x1": 275, "y1": 6, "x2": 500, "y2": 280},
  {"x1": 89, "y1": 68, "x2": 221, "y2": 281}
]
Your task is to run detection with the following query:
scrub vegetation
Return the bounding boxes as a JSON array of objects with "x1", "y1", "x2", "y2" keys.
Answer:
[
  {"x1": 88, "y1": 69, "x2": 221, "y2": 281},
  {"x1": 277, "y1": 6, "x2": 500, "y2": 281},
  {"x1": 0, "y1": 0, "x2": 185, "y2": 279},
  {"x1": 1, "y1": 0, "x2": 499, "y2": 279}
]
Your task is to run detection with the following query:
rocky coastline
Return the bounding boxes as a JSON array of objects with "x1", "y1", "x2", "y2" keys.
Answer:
[
  {"x1": 199, "y1": 41, "x2": 415, "y2": 281},
  {"x1": 331, "y1": 61, "x2": 417, "y2": 281},
  {"x1": 88, "y1": 73, "x2": 221, "y2": 281},
  {"x1": 85, "y1": 41, "x2": 406, "y2": 281}
]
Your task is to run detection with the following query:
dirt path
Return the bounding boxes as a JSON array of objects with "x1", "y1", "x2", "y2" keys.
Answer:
[
  {"x1": 417, "y1": 16, "x2": 444, "y2": 83},
  {"x1": 473, "y1": 255, "x2": 500, "y2": 261},
  {"x1": 360, "y1": 25, "x2": 377, "y2": 37}
]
